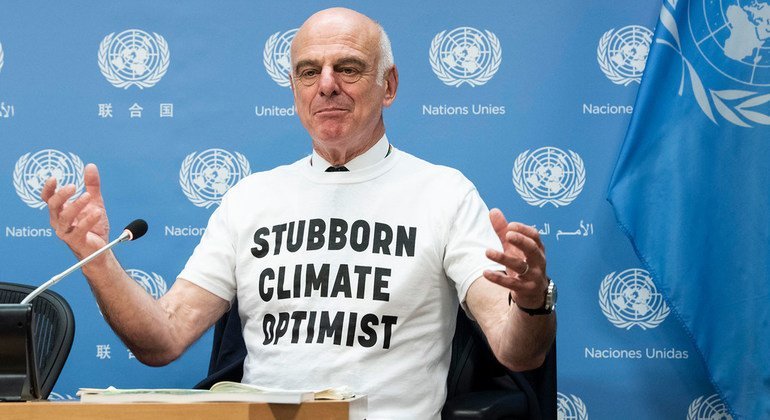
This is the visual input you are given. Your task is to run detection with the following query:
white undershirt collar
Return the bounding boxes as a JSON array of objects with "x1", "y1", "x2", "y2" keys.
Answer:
[{"x1": 310, "y1": 134, "x2": 390, "y2": 173}]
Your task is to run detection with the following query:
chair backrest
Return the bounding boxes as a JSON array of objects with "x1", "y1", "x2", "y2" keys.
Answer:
[
  {"x1": 444, "y1": 308, "x2": 557, "y2": 420},
  {"x1": 0, "y1": 282, "x2": 75, "y2": 399},
  {"x1": 197, "y1": 299, "x2": 557, "y2": 420}
]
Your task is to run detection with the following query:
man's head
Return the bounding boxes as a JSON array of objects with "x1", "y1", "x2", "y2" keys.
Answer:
[{"x1": 290, "y1": 8, "x2": 398, "y2": 164}]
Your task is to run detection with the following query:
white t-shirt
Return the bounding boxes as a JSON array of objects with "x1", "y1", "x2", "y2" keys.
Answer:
[{"x1": 180, "y1": 145, "x2": 503, "y2": 419}]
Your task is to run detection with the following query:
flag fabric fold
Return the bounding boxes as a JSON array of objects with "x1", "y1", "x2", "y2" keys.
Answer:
[{"x1": 607, "y1": 1, "x2": 770, "y2": 418}]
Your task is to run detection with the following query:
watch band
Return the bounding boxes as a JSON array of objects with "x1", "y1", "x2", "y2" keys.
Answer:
[{"x1": 508, "y1": 277, "x2": 555, "y2": 316}]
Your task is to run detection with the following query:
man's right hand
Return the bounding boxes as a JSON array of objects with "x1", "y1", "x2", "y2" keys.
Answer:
[{"x1": 42, "y1": 163, "x2": 111, "y2": 260}]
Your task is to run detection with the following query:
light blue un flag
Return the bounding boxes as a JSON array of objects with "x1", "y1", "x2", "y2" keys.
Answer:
[{"x1": 607, "y1": 1, "x2": 770, "y2": 418}]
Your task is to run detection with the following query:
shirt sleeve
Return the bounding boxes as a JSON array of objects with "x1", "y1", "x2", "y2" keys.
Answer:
[
  {"x1": 443, "y1": 184, "x2": 505, "y2": 306},
  {"x1": 177, "y1": 194, "x2": 237, "y2": 302}
]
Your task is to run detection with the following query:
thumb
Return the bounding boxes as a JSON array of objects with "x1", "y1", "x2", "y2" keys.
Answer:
[
  {"x1": 84, "y1": 163, "x2": 104, "y2": 204},
  {"x1": 489, "y1": 208, "x2": 508, "y2": 242}
]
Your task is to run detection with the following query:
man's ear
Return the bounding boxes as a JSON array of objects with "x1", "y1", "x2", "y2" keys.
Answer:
[{"x1": 382, "y1": 65, "x2": 399, "y2": 107}]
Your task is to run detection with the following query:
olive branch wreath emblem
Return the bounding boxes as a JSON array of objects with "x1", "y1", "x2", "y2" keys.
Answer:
[
  {"x1": 429, "y1": 29, "x2": 502, "y2": 87},
  {"x1": 557, "y1": 394, "x2": 588, "y2": 420},
  {"x1": 597, "y1": 27, "x2": 651, "y2": 86},
  {"x1": 13, "y1": 152, "x2": 84, "y2": 209},
  {"x1": 98, "y1": 31, "x2": 170, "y2": 89},
  {"x1": 512, "y1": 148, "x2": 585, "y2": 208},
  {"x1": 179, "y1": 150, "x2": 251, "y2": 209},
  {"x1": 263, "y1": 30, "x2": 295, "y2": 87},
  {"x1": 659, "y1": 1, "x2": 770, "y2": 127},
  {"x1": 598, "y1": 271, "x2": 670, "y2": 330}
]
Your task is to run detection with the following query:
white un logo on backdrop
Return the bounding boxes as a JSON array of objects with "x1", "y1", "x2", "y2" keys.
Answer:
[
  {"x1": 430, "y1": 27, "x2": 501, "y2": 87},
  {"x1": 98, "y1": 29, "x2": 170, "y2": 89},
  {"x1": 127, "y1": 269, "x2": 167, "y2": 299},
  {"x1": 264, "y1": 28, "x2": 298, "y2": 87},
  {"x1": 557, "y1": 393, "x2": 588, "y2": 420},
  {"x1": 597, "y1": 25, "x2": 653, "y2": 86},
  {"x1": 13, "y1": 150, "x2": 84, "y2": 209},
  {"x1": 512, "y1": 147, "x2": 585, "y2": 208},
  {"x1": 0, "y1": 41, "x2": 4, "y2": 74},
  {"x1": 180, "y1": 148, "x2": 251, "y2": 208},
  {"x1": 599, "y1": 268, "x2": 670, "y2": 330},
  {"x1": 687, "y1": 394, "x2": 733, "y2": 420}
]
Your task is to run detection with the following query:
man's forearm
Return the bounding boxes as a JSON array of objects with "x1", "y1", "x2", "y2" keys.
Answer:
[
  {"x1": 493, "y1": 307, "x2": 556, "y2": 372},
  {"x1": 81, "y1": 251, "x2": 184, "y2": 366}
]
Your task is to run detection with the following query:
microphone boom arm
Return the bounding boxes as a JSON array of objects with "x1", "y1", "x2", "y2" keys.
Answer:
[{"x1": 21, "y1": 230, "x2": 131, "y2": 305}]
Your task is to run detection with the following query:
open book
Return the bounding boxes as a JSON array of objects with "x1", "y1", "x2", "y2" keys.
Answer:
[{"x1": 77, "y1": 381, "x2": 355, "y2": 404}]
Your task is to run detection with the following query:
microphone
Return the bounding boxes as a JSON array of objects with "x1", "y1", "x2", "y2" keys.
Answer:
[{"x1": 20, "y1": 219, "x2": 148, "y2": 305}]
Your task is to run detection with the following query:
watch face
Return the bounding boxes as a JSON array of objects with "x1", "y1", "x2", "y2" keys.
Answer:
[{"x1": 546, "y1": 281, "x2": 557, "y2": 310}]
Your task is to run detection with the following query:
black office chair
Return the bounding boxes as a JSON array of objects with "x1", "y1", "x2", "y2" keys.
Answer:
[
  {"x1": 196, "y1": 299, "x2": 556, "y2": 420},
  {"x1": 0, "y1": 282, "x2": 76, "y2": 399},
  {"x1": 441, "y1": 308, "x2": 557, "y2": 420}
]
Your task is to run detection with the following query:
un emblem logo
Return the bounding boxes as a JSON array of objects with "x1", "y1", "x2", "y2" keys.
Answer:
[
  {"x1": 687, "y1": 394, "x2": 733, "y2": 420},
  {"x1": 180, "y1": 148, "x2": 251, "y2": 208},
  {"x1": 597, "y1": 25, "x2": 653, "y2": 86},
  {"x1": 264, "y1": 29, "x2": 298, "y2": 87},
  {"x1": 690, "y1": 0, "x2": 770, "y2": 86},
  {"x1": 659, "y1": 1, "x2": 770, "y2": 126},
  {"x1": 127, "y1": 269, "x2": 167, "y2": 299},
  {"x1": 599, "y1": 268, "x2": 670, "y2": 330},
  {"x1": 430, "y1": 27, "x2": 502, "y2": 87},
  {"x1": 0, "y1": 41, "x2": 4, "y2": 74},
  {"x1": 13, "y1": 150, "x2": 84, "y2": 209},
  {"x1": 557, "y1": 393, "x2": 588, "y2": 420},
  {"x1": 98, "y1": 29, "x2": 170, "y2": 89},
  {"x1": 512, "y1": 147, "x2": 585, "y2": 208}
]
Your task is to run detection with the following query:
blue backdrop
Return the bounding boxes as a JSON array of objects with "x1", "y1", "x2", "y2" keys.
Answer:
[{"x1": 0, "y1": 1, "x2": 721, "y2": 418}]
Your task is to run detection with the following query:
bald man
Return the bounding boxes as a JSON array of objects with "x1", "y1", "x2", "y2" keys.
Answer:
[{"x1": 42, "y1": 8, "x2": 555, "y2": 419}]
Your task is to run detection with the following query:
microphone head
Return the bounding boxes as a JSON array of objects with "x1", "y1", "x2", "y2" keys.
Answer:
[{"x1": 123, "y1": 219, "x2": 148, "y2": 241}]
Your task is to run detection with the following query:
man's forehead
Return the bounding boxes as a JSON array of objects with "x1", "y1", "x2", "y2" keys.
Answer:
[{"x1": 291, "y1": 9, "x2": 379, "y2": 64}]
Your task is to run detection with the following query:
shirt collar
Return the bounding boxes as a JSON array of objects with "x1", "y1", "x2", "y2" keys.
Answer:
[{"x1": 310, "y1": 134, "x2": 390, "y2": 173}]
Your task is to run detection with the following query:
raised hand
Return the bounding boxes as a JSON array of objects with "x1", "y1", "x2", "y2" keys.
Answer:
[
  {"x1": 41, "y1": 163, "x2": 111, "y2": 260},
  {"x1": 483, "y1": 208, "x2": 548, "y2": 310}
]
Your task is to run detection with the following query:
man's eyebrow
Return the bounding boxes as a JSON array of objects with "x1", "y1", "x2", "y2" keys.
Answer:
[
  {"x1": 294, "y1": 59, "x2": 320, "y2": 72},
  {"x1": 294, "y1": 57, "x2": 369, "y2": 73},
  {"x1": 334, "y1": 57, "x2": 368, "y2": 68}
]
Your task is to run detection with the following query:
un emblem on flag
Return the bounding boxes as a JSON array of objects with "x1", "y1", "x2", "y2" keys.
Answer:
[
  {"x1": 179, "y1": 148, "x2": 251, "y2": 208},
  {"x1": 687, "y1": 394, "x2": 733, "y2": 420},
  {"x1": 660, "y1": 1, "x2": 770, "y2": 126},
  {"x1": 512, "y1": 147, "x2": 585, "y2": 208},
  {"x1": 127, "y1": 269, "x2": 167, "y2": 299},
  {"x1": 264, "y1": 29, "x2": 298, "y2": 87},
  {"x1": 597, "y1": 25, "x2": 653, "y2": 86},
  {"x1": 13, "y1": 149, "x2": 84, "y2": 209},
  {"x1": 430, "y1": 27, "x2": 501, "y2": 87},
  {"x1": 98, "y1": 29, "x2": 170, "y2": 89},
  {"x1": 691, "y1": 0, "x2": 770, "y2": 87},
  {"x1": 599, "y1": 268, "x2": 670, "y2": 330},
  {"x1": 557, "y1": 393, "x2": 588, "y2": 420}
]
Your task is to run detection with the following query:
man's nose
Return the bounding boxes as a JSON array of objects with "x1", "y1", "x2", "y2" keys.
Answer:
[{"x1": 318, "y1": 67, "x2": 339, "y2": 97}]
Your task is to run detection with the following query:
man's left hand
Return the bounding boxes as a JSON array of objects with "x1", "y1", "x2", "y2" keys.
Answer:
[{"x1": 483, "y1": 208, "x2": 548, "y2": 310}]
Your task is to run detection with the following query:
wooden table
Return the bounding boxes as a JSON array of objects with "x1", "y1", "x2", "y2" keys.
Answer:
[{"x1": 0, "y1": 397, "x2": 367, "y2": 420}]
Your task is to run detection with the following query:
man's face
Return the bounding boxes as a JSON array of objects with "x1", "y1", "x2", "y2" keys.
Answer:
[{"x1": 290, "y1": 12, "x2": 393, "y2": 149}]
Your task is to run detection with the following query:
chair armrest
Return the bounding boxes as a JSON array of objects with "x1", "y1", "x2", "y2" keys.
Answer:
[{"x1": 442, "y1": 390, "x2": 530, "y2": 420}]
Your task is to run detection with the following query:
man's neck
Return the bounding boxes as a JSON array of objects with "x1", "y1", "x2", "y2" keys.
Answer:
[{"x1": 313, "y1": 125, "x2": 385, "y2": 166}]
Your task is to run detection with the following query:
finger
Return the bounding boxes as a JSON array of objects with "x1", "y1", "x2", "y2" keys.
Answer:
[
  {"x1": 486, "y1": 249, "x2": 529, "y2": 275},
  {"x1": 45, "y1": 184, "x2": 76, "y2": 223},
  {"x1": 83, "y1": 164, "x2": 104, "y2": 205},
  {"x1": 56, "y1": 192, "x2": 92, "y2": 232},
  {"x1": 504, "y1": 231, "x2": 545, "y2": 266},
  {"x1": 489, "y1": 208, "x2": 509, "y2": 242},
  {"x1": 67, "y1": 207, "x2": 103, "y2": 240},
  {"x1": 508, "y1": 222, "x2": 545, "y2": 252},
  {"x1": 482, "y1": 269, "x2": 520, "y2": 290},
  {"x1": 41, "y1": 177, "x2": 58, "y2": 202}
]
